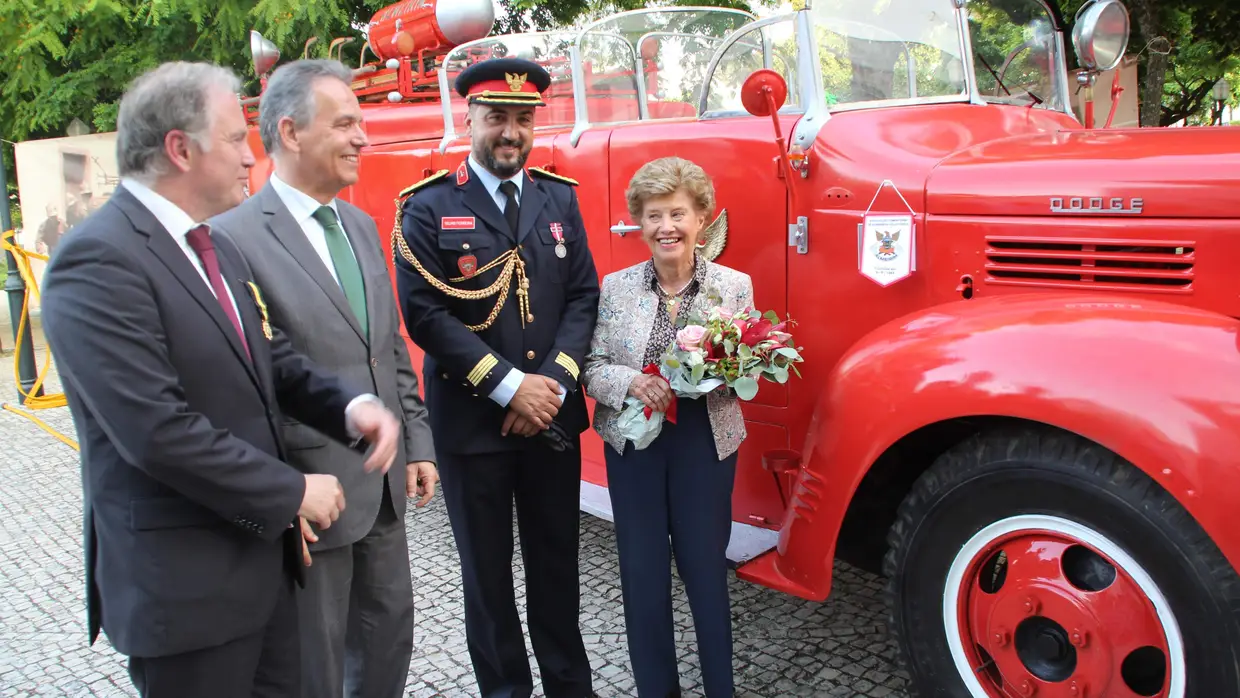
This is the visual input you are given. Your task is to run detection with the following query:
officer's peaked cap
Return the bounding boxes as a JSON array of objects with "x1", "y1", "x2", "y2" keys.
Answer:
[{"x1": 455, "y1": 57, "x2": 551, "y2": 108}]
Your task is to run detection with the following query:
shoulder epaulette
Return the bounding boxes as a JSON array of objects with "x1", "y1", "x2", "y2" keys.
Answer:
[
  {"x1": 528, "y1": 167, "x2": 578, "y2": 187},
  {"x1": 399, "y1": 169, "x2": 450, "y2": 199}
]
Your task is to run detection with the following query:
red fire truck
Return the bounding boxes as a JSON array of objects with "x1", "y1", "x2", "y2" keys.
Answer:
[{"x1": 243, "y1": 0, "x2": 1240, "y2": 695}]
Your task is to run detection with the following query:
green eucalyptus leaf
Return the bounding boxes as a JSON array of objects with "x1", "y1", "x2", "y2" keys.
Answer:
[{"x1": 732, "y1": 376, "x2": 759, "y2": 400}]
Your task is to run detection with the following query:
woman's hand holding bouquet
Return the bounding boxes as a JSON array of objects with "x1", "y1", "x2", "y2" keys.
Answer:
[{"x1": 617, "y1": 306, "x2": 804, "y2": 450}]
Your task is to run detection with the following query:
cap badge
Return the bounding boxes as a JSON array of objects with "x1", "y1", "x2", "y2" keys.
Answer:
[{"x1": 505, "y1": 72, "x2": 527, "y2": 92}]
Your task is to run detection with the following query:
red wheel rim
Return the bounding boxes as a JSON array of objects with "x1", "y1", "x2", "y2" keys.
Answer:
[{"x1": 947, "y1": 516, "x2": 1182, "y2": 698}]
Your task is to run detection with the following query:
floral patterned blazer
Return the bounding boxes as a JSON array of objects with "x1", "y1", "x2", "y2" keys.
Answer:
[{"x1": 582, "y1": 257, "x2": 754, "y2": 460}]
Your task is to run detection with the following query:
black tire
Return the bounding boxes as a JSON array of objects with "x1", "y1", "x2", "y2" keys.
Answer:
[{"x1": 883, "y1": 426, "x2": 1240, "y2": 697}]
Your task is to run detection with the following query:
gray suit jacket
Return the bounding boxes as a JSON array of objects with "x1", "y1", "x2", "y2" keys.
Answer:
[{"x1": 211, "y1": 182, "x2": 436, "y2": 550}]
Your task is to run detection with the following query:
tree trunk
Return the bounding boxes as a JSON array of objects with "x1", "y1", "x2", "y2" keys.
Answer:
[{"x1": 1127, "y1": 0, "x2": 1165, "y2": 127}]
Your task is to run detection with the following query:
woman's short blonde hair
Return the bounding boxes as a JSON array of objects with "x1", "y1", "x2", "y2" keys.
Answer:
[{"x1": 625, "y1": 156, "x2": 715, "y2": 220}]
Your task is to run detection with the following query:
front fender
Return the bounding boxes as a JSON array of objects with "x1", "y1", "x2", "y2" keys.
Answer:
[{"x1": 768, "y1": 293, "x2": 1240, "y2": 599}]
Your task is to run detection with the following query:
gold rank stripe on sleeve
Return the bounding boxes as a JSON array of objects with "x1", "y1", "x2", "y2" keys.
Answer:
[
  {"x1": 467, "y1": 354, "x2": 500, "y2": 387},
  {"x1": 555, "y1": 352, "x2": 580, "y2": 381},
  {"x1": 528, "y1": 167, "x2": 579, "y2": 187}
]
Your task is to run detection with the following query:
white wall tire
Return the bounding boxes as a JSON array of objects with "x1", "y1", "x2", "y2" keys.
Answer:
[
  {"x1": 883, "y1": 427, "x2": 1240, "y2": 698},
  {"x1": 942, "y1": 515, "x2": 1185, "y2": 697}
]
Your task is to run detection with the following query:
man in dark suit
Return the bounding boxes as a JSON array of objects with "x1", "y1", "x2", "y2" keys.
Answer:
[
  {"x1": 393, "y1": 58, "x2": 601, "y2": 698},
  {"x1": 212, "y1": 59, "x2": 438, "y2": 698},
  {"x1": 39, "y1": 61, "x2": 402, "y2": 698}
]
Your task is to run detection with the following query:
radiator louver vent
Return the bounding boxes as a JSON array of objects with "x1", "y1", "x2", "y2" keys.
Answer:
[{"x1": 985, "y1": 236, "x2": 1194, "y2": 293}]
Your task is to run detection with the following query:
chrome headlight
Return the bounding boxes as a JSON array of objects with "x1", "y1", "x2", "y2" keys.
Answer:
[{"x1": 1072, "y1": 0, "x2": 1131, "y2": 72}]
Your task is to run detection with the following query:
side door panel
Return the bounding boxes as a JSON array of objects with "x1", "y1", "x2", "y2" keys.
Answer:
[
  {"x1": 545, "y1": 129, "x2": 614, "y2": 487},
  {"x1": 598, "y1": 116, "x2": 797, "y2": 527}
]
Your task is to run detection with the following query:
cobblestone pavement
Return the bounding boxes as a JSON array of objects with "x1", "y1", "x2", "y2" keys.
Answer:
[{"x1": 0, "y1": 351, "x2": 910, "y2": 697}]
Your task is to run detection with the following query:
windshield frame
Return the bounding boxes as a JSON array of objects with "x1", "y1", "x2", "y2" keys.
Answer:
[
  {"x1": 965, "y1": 0, "x2": 1075, "y2": 115},
  {"x1": 799, "y1": 0, "x2": 981, "y2": 114},
  {"x1": 568, "y1": 6, "x2": 757, "y2": 145},
  {"x1": 432, "y1": 0, "x2": 1078, "y2": 154},
  {"x1": 696, "y1": 13, "x2": 810, "y2": 120}
]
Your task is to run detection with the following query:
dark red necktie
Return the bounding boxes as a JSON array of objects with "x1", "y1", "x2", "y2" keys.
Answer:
[{"x1": 185, "y1": 224, "x2": 251, "y2": 361}]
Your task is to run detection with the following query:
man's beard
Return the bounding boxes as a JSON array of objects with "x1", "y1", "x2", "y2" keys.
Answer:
[{"x1": 479, "y1": 138, "x2": 529, "y2": 178}]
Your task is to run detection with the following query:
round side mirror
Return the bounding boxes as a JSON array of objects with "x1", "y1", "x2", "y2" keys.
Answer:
[
  {"x1": 250, "y1": 30, "x2": 281, "y2": 77},
  {"x1": 1072, "y1": 0, "x2": 1130, "y2": 73},
  {"x1": 741, "y1": 69, "x2": 788, "y2": 117}
]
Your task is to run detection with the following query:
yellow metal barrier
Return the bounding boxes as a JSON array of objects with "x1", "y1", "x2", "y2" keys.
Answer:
[{"x1": 1, "y1": 229, "x2": 79, "y2": 451}]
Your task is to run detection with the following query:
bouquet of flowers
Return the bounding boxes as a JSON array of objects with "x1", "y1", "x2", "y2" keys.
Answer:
[{"x1": 616, "y1": 305, "x2": 804, "y2": 449}]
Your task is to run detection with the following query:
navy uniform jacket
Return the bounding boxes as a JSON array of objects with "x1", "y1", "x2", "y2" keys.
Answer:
[{"x1": 394, "y1": 161, "x2": 601, "y2": 455}]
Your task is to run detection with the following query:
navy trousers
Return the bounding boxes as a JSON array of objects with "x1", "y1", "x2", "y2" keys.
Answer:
[
  {"x1": 438, "y1": 439, "x2": 593, "y2": 698},
  {"x1": 605, "y1": 397, "x2": 737, "y2": 697}
]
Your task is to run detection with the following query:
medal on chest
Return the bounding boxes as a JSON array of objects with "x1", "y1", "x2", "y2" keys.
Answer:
[{"x1": 550, "y1": 222, "x2": 566, "y2": 258}]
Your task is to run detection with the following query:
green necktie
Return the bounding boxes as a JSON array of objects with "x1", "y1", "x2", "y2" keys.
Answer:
[{"x1": 312, "y1": 205, "x2": 368, "y2": 338}]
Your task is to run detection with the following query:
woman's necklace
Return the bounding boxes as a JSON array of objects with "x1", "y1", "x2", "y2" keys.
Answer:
[{"x1": 657, "y1": 276, "x2": 693, "y2": 312}]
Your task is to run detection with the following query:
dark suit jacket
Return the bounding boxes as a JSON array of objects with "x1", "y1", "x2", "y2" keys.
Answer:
[
  {"x1": 395, "y1": 162, "x2": 600, "y2": 455},
  {"x1": 211, "y1": 182, "x2": 436, "y2": 550},
  {"x1": 40, "y1": 185, "x2": 364, "y2": 659}
]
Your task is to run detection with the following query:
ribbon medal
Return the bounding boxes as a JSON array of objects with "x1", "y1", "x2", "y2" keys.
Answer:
[
  {"x1": 244, "y1": 281, "x2": 274, "y2": 340},
  {"x1": 550, "y1": 223, "x2": 566, "y2": 259}
]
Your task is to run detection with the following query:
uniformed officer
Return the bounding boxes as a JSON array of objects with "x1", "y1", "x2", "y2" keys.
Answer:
[{"x1": 392, "y1": 57, "x2": 600, "y2": 698}]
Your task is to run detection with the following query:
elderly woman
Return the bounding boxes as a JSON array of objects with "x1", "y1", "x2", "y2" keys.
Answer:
[{"x1": 582, "y1": 157, "x2": 752, "y2": 697}]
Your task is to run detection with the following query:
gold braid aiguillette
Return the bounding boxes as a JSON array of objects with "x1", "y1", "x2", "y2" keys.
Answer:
[{"x1": 392, "y1": 208, "x2": 532, "y2": 332}]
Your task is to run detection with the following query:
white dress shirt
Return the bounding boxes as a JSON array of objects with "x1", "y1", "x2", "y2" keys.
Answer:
[
  {"x1": 267, "y1": 173, "x2": 355, "y2": 286},
  {"x1": 469, "y1": 153, "x2": 523, "y2": 214},
  {"x1": 464, "y1": 156, "x2": 563, "y2": 408},
  {"x1": 123, "y1": 178, "x2": 246, "y2": 328},
  {"x1": 122, "y1": 178, "x2": 380, "y2": 436}
]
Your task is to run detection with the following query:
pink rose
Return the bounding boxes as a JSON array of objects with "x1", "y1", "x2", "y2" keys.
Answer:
[{"x1": 676, "y1": 324, "x2": 708, "y2": 351}]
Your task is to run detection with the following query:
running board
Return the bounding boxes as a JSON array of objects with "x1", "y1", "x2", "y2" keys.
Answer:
[{"x1": 580, "y1": 481, "x2": 780, "y2": 565}]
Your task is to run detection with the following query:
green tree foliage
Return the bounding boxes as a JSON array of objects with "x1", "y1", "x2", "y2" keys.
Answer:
[
  {"x1": 1054, "y1": 0, "x2": 1240, "y2": 126},
  {"x1": 0, "y1": 0, "x2": 394, "y2": 200},
  {"x1": 0, "y1": 1, "x2": 396, "y2": 141},
  {"x1": 1151, "y1": 1, "x2": 1240, "y2": 124}
]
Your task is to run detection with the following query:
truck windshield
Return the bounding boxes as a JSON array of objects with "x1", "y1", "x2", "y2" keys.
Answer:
[
  {"x1": 966, "y1": 0, "x2": 1066, "y2": 111},
  {"x1": 810, "y1": 0, "x2": 968, "y2": 108}
]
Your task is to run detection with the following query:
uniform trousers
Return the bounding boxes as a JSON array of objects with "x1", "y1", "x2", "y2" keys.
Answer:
[
  {"x1": 605, "y1": 397, "x2": 737, "y2": 698},
  {"x1": 438, "y1": 437, "x2": 593, "y2": 698},
  {"x1": 127, "y1": 569, "x2": 300, "y2": 698}
]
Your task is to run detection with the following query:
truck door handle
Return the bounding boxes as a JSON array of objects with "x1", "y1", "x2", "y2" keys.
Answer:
[{"x1": 610, "y1": 221, "x2": 641, "y2": 236}]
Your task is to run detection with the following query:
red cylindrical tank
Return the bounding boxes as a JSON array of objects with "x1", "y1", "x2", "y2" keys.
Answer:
[{"x1": 367, "y1": 0, "x2": 495, "y2": 61}]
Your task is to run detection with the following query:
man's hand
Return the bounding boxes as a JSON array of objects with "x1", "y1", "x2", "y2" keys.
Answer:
[
  {"x1": 501, "y1": 409, "x2": 542, "y2": 437},
  {"x1": 300, "y1": 474, "x2": 345, "y2": 529},
  {"x1": 349, "y1": 400, "x2": 400, "y2": 474},
  {"x1": 509, "y1": 374, "x2": 561, "y2": 429},
  {"x1": 406, "y1": 461, "x2": 439, "y2": 508},
  {"x1": 299, "y1": 517, "x2": 318, "y2": 567}
]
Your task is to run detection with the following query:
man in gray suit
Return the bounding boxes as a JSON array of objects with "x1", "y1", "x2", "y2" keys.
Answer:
[{"x1": 211, "y1": 59, "x2": 438, "y2": 698}]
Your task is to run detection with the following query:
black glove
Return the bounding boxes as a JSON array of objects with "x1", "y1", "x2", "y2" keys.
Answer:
[{"x1": 537, "y1": 420, "x2": 574, "y2": 452}]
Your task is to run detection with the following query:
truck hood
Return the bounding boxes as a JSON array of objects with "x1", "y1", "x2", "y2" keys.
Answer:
[{"x1": 926, "y1": 128, "x2": 1240, "y2": 219}]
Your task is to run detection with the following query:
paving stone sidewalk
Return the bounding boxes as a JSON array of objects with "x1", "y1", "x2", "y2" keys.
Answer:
[{"x1": 0, "y1": 352, "x2": 910, "y2": 697}]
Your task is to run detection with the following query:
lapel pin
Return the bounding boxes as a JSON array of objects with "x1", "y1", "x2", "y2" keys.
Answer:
[{"x1": 244, "y1": 281, "x2": 274, "y2": 340}]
